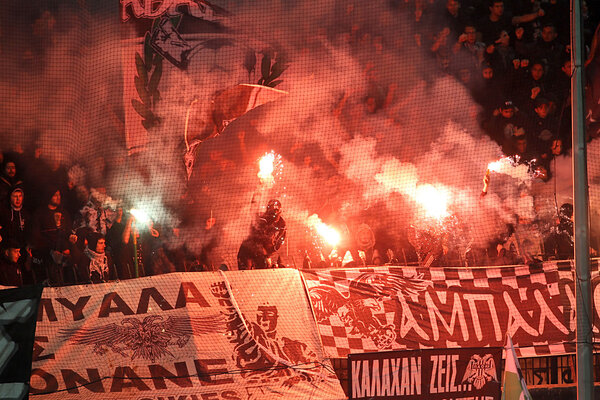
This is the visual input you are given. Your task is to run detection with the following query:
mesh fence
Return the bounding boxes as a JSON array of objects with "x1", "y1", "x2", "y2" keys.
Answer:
[{"x1": 1, "y1": 0, "x2": 600, "y2": 280}]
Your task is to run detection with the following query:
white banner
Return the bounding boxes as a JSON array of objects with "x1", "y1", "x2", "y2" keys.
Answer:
[{"x1": 30, "y1": 270, "x2": 345, "y2": 399}]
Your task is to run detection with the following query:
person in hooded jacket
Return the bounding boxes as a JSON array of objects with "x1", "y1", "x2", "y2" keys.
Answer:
[
  {"x1": 237, "y1": 199, "x2": 287, "y2": 270},
  {"x1": 0, "y1": 187, "x2": 30, "y2": 249}
]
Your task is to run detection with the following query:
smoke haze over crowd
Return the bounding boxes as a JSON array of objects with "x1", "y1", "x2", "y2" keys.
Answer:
[{"x1": 1, "y1": 0, "x2": 598, "y2": 267}]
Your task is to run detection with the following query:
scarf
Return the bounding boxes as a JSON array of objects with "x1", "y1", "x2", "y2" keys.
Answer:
[{"x1": 84, "y1": 247, "x2": 108, "y2": 279}]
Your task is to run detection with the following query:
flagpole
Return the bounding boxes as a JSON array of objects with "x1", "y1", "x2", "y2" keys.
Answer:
[{"x1": 571, "y1": 0, "x2": 594, "y2": 398}]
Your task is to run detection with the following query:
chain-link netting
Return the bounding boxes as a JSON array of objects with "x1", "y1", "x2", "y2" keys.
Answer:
[
  {"x1": 3, "y1": 1, "x2": 600, "y2": 399},
  {"x1": 0, "y1": 0, "x2": 599, "y2": 277}
]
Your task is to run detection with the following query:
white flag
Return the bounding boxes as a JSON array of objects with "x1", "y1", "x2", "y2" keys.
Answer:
[{"x1": 502, "y1": 335, "x2": 532, "y2": 400}]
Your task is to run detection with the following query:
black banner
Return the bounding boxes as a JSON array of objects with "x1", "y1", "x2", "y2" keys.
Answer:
[
  {"x1": 349, "y1": 347, "x2": 502, "y2": 400},
  {"x1": 0, "y1": 285, "x2": 44, "y2": 400}
]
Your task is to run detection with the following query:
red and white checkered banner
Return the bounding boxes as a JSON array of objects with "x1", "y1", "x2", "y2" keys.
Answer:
[
  {"x1": 302, "y1": 260, "x2": 594, "y2": 359},
  {"x1": 30, "y1": 270, "x2": 345, "y2": 399}
]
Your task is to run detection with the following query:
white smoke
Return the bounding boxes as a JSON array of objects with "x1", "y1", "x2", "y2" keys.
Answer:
[{"x1": 3, "y1": 0, "x2": 598, "y2": 266}]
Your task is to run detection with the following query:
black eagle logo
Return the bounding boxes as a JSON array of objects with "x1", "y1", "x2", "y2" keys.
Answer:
[{"x1": 59, "y1": 314, "x2": 226, "y2": 362}]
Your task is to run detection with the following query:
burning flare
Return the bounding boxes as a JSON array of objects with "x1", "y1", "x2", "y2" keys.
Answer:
[
  {"x1": 487, "y1": 157, "x2": 514, "y2": 174},
  {"x1": 415, "y1": 184, "x2": 449, "y2": 220},
  {"x1": 130, "y1": 208, "x2": 151, "y2": 225},
  {"x1": 486, "y1": 156, "x2": 530, "y2": 181},
  {"x1": 257, "y1": 151, "x2": 282, "y2": 184},
  {"x1": 307, "y1": 214, "x2": 341, "y2": 247}
]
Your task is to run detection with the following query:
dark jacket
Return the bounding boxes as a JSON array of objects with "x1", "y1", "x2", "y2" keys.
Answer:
[{"x1": 0, "y1": 257, "x2": 22, "y2": 287}]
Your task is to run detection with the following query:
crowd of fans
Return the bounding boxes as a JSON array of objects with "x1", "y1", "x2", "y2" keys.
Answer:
[
  {"x1": 1, "y1": 0, "x2": 600, "y2": 287},
  {"x1": 426, "y1": 0, "x2": 597, "y2": 163},
  {"x1": 319, "y1": 0, "x2": 599, "y2": 268},
  {"x1": 0, "y1": 151, "x2": 146, "y2": 286},
  {"x1": 420, "y1": 0, "x2": 600, "y2": 266}
]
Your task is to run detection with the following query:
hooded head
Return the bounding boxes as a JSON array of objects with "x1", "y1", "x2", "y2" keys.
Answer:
[
  {"x1": 559, "y1": 203, "x2": 573, "y2": 221},
  {"x1": 265, "y1": 199, "x2": 282, "y2": 220},
  {"x1": 87, "y1": 232, "x2": 106, "y2": 254},
  {"x1": 45, "y1": 187, "x2": 61, "y2": 208},
  {"x1": 10, "y1": 187, "x2": 24, "y2": 210}
]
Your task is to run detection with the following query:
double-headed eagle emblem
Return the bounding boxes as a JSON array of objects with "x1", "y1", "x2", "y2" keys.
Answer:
[
  {"x1": 309, "y1": 272, "x2": 431, "y2": 349},
  {"x1": 462, "y1": 353, "x2": 498, "y2": 389},
  {"x1": 59, "y1": 314, "x2": 225, "y2": 363}
]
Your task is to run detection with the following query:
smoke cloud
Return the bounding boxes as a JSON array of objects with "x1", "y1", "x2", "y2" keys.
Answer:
[{"x1": 1, "y1": 0, "x2": 597, "y2": 267}]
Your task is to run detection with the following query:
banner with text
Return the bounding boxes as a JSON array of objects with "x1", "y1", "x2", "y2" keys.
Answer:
[
  {"x1": 302, "y1": 261, "x2": 589, "y2": 358},
  {"x1": 30, "y1": 270, "x2": 345, "y2": 400},
  {"x1": 349, "y1": 347, "x2": 502, "y2": 399}
]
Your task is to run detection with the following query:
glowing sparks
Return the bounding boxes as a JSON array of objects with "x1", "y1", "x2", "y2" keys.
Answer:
[
  {"x1": 415, "y1": 184, "x2": 449, "y2": 220},
  {"x1": 307, "y1": 214, "x2": 341, "y2": 247},
  {"x1": 130, "y1": 208, "x2": 151, "y2": 224}
]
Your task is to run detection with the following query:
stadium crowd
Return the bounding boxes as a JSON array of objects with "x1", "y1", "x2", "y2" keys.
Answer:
[
  {"x1": 1, "y1": 0, "x2": 600, "y2": 286},
  {"x1": 422, "y1": 0, "x2": 600, "y2": 266}
]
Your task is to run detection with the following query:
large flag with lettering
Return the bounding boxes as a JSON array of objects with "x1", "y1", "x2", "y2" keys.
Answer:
[
  {"x1": 502, "y1": 335, "x2": 532, "y2": 400},
  {"x1": 0, "y1": 285, "x2": 44, "y2": 400},
  {"x1": 303, "y1": 261, "x2": 580, "y2": 358},
  {"x1": 29, "y1": 270, "x2": 345, "y2": 399}
]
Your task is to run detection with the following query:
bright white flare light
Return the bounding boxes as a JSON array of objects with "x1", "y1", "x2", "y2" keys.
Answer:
[
  {"x1": 307, "y1": 214, "x2": 341, "y2": 247},
  {"x1": 130, "y1": 208, "x2": 150, "y2": 225},
  {"x1": 258, "y1": 152, "x2": 276, "y2": 182},
  {"x1": 487, "y1": 157, "x2": 513, "y2": 173},
  {"x1": 317, "y1": 223, "x2": 341, "y2": 247},
  {"x1": 415, "y1": 184, "x2": 449, "y2": 220},
  {"x1": 487, "y1": 156, "x2": 530, "y2": 181}
]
